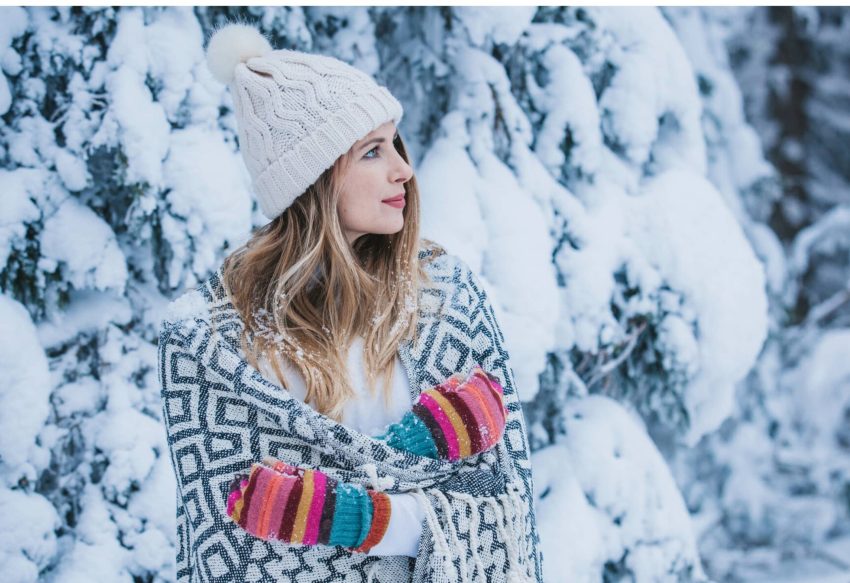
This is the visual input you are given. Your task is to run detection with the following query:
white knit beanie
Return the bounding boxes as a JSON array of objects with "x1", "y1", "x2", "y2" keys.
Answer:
[{"x1": 205, "y1": 23, "x2": 404, "y2": 221}]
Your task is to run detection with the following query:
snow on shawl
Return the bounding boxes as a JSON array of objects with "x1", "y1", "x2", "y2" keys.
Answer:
[{"x1": 157, "y1": 243, "x2": 544, "y2": 582}]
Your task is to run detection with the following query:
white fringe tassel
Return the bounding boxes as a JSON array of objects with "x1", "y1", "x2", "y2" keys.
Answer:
[{"x1": 409, "y1": 484, "x2": 536, "y2": 583}]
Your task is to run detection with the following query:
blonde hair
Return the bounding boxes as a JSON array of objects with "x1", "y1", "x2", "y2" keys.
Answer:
[{"x1": 221, "y1": 134, "x2": 442, "y2": 421}]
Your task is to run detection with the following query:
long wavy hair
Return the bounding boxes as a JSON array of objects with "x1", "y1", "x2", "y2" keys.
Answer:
[{"x1": 221, "y1": 133, "x2": 441, "y2": 422}]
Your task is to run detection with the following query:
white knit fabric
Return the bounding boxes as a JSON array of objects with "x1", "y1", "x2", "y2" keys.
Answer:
[
  {"x1": 207, "y1": 24, "x2": 404, "y2": 221},
  {"x1": 255, "y1": 335, "x2": 412, "y2": 435}
]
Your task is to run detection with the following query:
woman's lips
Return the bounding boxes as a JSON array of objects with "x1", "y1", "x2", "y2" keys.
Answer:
[{"x1": 382, "y1": 195, "x2": 405, "y2": 208}]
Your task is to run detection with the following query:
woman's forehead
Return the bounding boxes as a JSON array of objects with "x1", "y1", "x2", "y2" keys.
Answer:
[{"x1": 362, "y1": 122, "x2": 397, "y2": 141}]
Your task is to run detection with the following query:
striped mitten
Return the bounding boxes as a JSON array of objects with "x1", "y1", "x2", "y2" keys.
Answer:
[
  {"x1": 376, "y1": 364, "x2": 508, "y2": 462},
  {"x1": 226, "y1": 458, "x2": 391, "y2": 553}
]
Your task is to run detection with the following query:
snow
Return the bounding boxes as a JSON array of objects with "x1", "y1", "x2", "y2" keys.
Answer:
[
  {"x1": 93, "y1": 402, "x2": 161, "y2": 506},
  {"x1": 50, "y1": 485, "x2": 133, "y2": 582},
  {"x1": 142, "y1": 8, "x2": 205, "y2": 122},
  {"x1": 417, "y1": 112, "x2": 489, "y2": 273},
  {"x1": 0, "y1": 295, "x2": 51, "y2": 471},
  {"x1": 784, "y1": 329, "x2": 850, "y2": 487},
  {"x1": 453, "y1": 45, "x2": 534, "y2": 150},
  {"x1": 724, "y1": 534, "x2": 850, "y2": 583},
  {"x1": 627, "y1": 171, "x2": 767, "y2": 444},
  {"x1": 452, "y1": 7, "x2": 536, "y2": 48},
  {"x1": 554, "y1": 183, "x2": 628, "y2": 353},
  {"x1": 7, "y1": 113, "x2": 47, "y2": 168},
  {"x1": 747, "y1": 222, "x2": 788, "y2": 298},
  {"x1": 0, "y1": 168, "x2": 44, "y2": 267},
  {"x1": 36, "y1": 288, "x2": 132, "y2": 347},
  {"x1": 162, "y1": 288, "x2": 209, "y2": 327},
  {"x1": 161, "y1": 125, "x2": 254, "y2": 288},
  {"x1": 95, "y1": 9, "x2": 172, "y2": 189},
  {"x1": 661, "y1": 5, "x2": 780, "y2": 266},
  {"x1": 306, "y1": 8, "x2": 381, "y2": 75},
  {"x1": 52, "y1": 376, "x2": 102, "y2": 419},
  {"x1": 534, "y1": 396, "x2": 706, "y2": 582},
  {"x1": 529, "y1": 42, "x2": 602, "y2": 179},
  {"x1": 625, "y1": 169, "x2": 769, "y2": 443},
  {"x1": 788, "y1": 205, "x2": 850, "y2": 281},
  {"x1": 418, "y1": 46, "x2": 562, "y2": 401},
  {"x1": 40, "y1": 196, "x2": 128, "y2": 293},
  {"x1": 0, "y1": 7, "x2": 28, "y2": 115},
  {"x1": 127, "y1": 455, "x2": 178, "y2": 540},
  {"x1": 533, "y1": 445, "x2": 611, "y2": 583},
  {"x1": 101, "y1": 62, "x2": 171, "y2": 188},
  {"x1": 473, "y1": 146, "x2": 560, "y2": 400},
  {"x1": 590, "y1": 7, "x2": 707, "y2": 176},
  {"x1": 0, "y1": 488, "x2": 59, "y2": 583},
  {"x1": 53, "y1": 147, "x2": 89, "y2": 191},
  {"x1": 1, "y1": 6, "x2": 846, "y2": 583}
]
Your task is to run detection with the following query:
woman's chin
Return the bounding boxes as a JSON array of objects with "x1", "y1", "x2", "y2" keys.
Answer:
[{"x1": 377, "y1": 217, "x2": 405, "y2": 235}]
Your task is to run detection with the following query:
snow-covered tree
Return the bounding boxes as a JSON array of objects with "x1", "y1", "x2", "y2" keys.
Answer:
[
  {"x1": 2, "y1": 6, "x2": 845, "y2": 582},
  {"x1": 656, "y1": 7, "x2": 850, "y2": 581},
  {"x1": 1, "y1": 7, "x2": 251, "y2": 581}
]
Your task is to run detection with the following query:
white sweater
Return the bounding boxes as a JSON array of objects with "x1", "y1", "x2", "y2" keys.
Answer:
[{"x1": 257, "y1": 336, "x2": 425, "y2": 557}]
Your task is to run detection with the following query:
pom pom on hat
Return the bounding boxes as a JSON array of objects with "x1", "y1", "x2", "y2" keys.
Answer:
[{"x1": 206, "y1": 23, "x2": 272, "y2": 85}]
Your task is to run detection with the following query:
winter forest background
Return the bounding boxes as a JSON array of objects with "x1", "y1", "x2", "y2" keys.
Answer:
[{"x1": 1, "y1": 6, "x2": 849, "y2": 583}]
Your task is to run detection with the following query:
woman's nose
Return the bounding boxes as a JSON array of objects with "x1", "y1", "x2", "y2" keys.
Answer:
[
  {"x1": 397, "y1": 163, "x2": 413, "y2": 184},
  {"x1": 393, "y1": 155, "x2": 413, "y2": 183}
]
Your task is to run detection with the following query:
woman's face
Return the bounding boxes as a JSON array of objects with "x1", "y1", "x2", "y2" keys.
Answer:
[{"x1": 337, "y1": 121, "x2": 413, "y2": 244}]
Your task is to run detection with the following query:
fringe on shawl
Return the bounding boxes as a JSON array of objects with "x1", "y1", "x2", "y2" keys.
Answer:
[
  {"x1": 409, "y1": 484, "x2": 536, "y2": 583},
  {"x1": 357, "y1": 452, "x2": 535, "y2": 583}
]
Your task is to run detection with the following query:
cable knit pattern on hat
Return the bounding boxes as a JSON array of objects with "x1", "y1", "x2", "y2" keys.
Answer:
[{"x1": 205, "y1": 23, "x2": 404, "y2": 220}]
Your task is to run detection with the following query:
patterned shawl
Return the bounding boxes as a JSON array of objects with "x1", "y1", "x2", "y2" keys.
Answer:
[{"x1": 158, "y1": 244, "x2": 544, "y2": 582}]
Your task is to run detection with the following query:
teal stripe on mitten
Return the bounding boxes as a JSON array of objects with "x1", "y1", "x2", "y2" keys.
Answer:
[
  {"x1": 375, "y1": 409, "x2": 439, "y2": 459},
  {"x1": 328, "y1": 483, "x2": 372, "y2": 548}
]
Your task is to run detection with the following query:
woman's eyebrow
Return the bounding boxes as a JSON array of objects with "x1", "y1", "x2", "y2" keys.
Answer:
[{"x1": 358, "y1": 132, "x2": 399, "y2": 150}]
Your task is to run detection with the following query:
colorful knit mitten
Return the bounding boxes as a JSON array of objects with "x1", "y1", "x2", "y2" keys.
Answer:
[
  {"x1": 376, "y1": 364, "x2": 508, "y2": 462},
  {"x1": 226, "y1": 457, "x2": 391, "y2": 553}
]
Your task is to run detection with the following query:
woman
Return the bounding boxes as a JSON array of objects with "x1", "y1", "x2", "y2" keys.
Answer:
[{"x1": 158, "y1": 22, "x2": 543, "y2": 583}]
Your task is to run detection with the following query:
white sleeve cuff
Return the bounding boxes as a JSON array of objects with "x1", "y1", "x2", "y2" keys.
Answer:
[{"x1": 366, "y1": 492, "x2": 425, "y2": 557}]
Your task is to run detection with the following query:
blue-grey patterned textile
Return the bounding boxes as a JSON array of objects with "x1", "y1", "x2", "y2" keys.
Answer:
[{"x1": 158, "y1": 242, "x2": 544, "y2": 582}]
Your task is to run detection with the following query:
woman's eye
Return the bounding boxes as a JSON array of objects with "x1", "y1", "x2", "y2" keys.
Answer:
[{"x1": 364, "y1": 136, "x2": 399, "y2": 159}]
